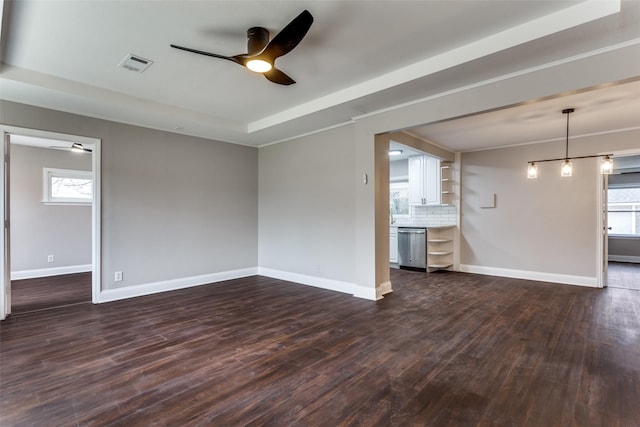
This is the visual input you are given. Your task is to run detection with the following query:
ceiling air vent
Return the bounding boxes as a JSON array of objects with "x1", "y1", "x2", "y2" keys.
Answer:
[{"x1": 118, "y1": 54, "x2": 153, "y2": 73}]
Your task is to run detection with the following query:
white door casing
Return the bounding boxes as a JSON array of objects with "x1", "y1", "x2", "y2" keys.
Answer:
[{"x1": 0, "y1": 125, "x2": 101, "y2": 320}]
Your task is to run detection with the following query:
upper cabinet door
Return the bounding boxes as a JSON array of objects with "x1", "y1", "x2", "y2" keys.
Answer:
[
  {"x1": 408, "y1": 156, "x2": 424, "y2": 205},
  {"x1": 408, "y1": 155, "x2": 441, "y2": 205},
  {"x1": 425, "y1": 156, "x2": 441, "y2": 205}
]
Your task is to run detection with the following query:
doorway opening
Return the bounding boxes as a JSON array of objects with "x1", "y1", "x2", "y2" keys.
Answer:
[
  {"x1": 1, "y1": 126, "x2": 101, "y2": 319},
  {"x1": 602, "y1": 152, "x2": 640, "y2": 290}
]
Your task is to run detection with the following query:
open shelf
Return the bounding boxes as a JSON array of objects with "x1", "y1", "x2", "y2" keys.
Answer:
[
  {"x1": 428, "y1": 251, "x2": 452, "y2": 256},
  {"x1": 428, "y1": 263, "x2": 453, "y2": 269},
  {"x1": 426, "y1": 226, "x2": 454, "y2": 273},
  {"x1": 440, "y1": 161, "x2": 454, "y2": 206}
]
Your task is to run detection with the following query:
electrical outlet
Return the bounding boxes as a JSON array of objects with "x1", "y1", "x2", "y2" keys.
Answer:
[
  {"x1": 114, "y1": 271, "x2": 123, "y2": 282},
  {"x1": 47, "y1": 255, "x2": 54, "y2": 263}
]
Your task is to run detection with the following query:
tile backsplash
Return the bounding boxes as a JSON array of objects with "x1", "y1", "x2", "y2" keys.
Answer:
[{"x1": 410, "y1": 205, "x2": 457, "y2": 225}]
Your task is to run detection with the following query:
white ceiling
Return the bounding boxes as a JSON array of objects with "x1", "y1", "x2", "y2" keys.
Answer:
[{"x1": 1, "y1": 0, "x2": 639, "y2": 150}]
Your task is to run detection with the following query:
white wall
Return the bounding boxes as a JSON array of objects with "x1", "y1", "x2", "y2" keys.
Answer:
[
  {"x1": 258, "y1": 124, "x2": 357, "y2": 292},
  {"x1": 460, "y1": 129, "x2": 640, "y2": 283},
  {"x1": 1, "y1": 100, "x2": 258, "y2": 293},
  {"x1": 10, "y1": 144, "x2": 91, "y2": 274},
  {"x1": 390, "y1": 159, "x2": 408, "y2": 181}
]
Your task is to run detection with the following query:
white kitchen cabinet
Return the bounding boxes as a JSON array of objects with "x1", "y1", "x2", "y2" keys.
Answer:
[
  {"x1": 390, "y1": 226, "x2": 398, "y2": 264},
  {"x1": 409, "y1": 155, "x2": 441, "y2": 205}
]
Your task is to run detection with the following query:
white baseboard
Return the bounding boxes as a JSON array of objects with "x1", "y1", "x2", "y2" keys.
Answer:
[
  {"x1": 459, "y1": 264, "x2": 598, "y2": 288},
  {"x1": 11, "y1": 264, "x2": 92, "y2": 280},
  {"x1": 353, "y1": 284, "x2": 378, "y2": 301},
  {"x1": 100, "y1": 267, "x2": 380, "y2": 304},
  {"x1": 608, "y1": 255, "x2": 640, "y2": 263},
  {"x1": 257, "y1": 267, "x2": 377, "y2": 301},
  {"x1": 99, "y1": 267, "x2": 258, "y2": 303}
]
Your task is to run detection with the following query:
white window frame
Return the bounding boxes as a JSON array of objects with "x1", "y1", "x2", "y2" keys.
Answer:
[
  {"x1": 390, "y1": 180, "x2": 411, "y2": 218},
  {"x1": 42, "y1": 167, "x2": 92, "y2": 205},
  {"x1": 607, "y1": 185, "x2": 640, "y2": 238}
]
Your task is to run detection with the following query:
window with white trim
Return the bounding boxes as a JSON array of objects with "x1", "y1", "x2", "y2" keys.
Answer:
[
  {"x1": 43, "y1": 168, "x2": 92, "y2": 205},
  {"x1": 608, "y1": 187, "x2": 640, "y2": 236},
  {"x1": 390, "y1": 181, "x2": 410, "y2": 218}
]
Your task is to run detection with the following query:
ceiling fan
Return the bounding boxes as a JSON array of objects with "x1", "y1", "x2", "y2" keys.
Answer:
[
  {"x1": 49, "y1": 143, "x2": 92, "y2": 153},
  {"x1": 170, "y1": 9, "x2": 313, "y2": 85}
]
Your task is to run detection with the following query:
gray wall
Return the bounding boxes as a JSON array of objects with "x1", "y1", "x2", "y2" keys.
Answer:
[
  {"x1": 2, "y1": 100, "x2": 258, "y2": 290},
  {"x1": 258, "y1": 124, "x2": 356, "y2": 283},
  {"x1": 10, "y1": 143, "x2": 91, "y2": 272},
  {"x1": 460, "y1": 129, "x2": 640, "y2": 277},
  {"x1": 390, "y1": 159, "x2": 408, "y2": 181},
  {"x1": 609, "y1": 238, "x2": 640, "y2": 260}
]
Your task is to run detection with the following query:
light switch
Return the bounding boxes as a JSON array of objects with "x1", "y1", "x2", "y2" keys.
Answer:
[{"x1": 479, "y1": 193, "x2": 495, "y2": 208}]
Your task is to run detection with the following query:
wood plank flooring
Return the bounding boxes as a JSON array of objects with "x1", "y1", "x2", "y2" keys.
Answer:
[
  {"x1": 10, "y1": 272, "x2": 92, "y2": 314},
  {"x1": 1, "y1": 270, "x2": 639, "y2": 426}
]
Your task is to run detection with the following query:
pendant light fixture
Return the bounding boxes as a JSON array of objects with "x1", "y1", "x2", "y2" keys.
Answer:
[
  {"x1": 601, "y1": 155, "x2": 614, "y2": 174},
  {"x1": 526, "y1": 108, "x2": 613, "y2": 179},
  {"x1": 560, "y1": 108, "x2": 573, "y2": 177}
]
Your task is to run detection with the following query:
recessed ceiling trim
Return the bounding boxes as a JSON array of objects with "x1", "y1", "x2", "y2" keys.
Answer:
[
  {"x1": 352, "y1": 38, "x2": 640, "y2": 124},
  {"x1": 0, "y1": 65, "x2": 246, "y2": 132},
  {"x1": 247, "y1": 0, "x2": 621, "y2": 134}
]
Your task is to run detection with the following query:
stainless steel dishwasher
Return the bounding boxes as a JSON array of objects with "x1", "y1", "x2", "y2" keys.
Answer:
[{"x1": 398, "y1": 227, "x2": 427, "y2": 271}]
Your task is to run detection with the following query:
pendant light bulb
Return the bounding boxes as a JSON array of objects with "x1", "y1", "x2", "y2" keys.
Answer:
[
  {"x1": 561, "y1": 159, "x2": 573, "y2": 177},
  {"x1": 601, "y1": 155, "x2": 613, "y2": 175},
  {"x1": 527, "y1": 162, "x2": 538, "y2": 179}
]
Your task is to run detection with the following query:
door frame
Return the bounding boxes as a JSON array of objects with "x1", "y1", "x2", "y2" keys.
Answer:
[
  {"x1": 0, "y1": 125, "x2": 101, "y2": 320},
  {"x1": 597, "y1": 149, "x2": 640, "y2": 288},
  {"x1": 597, "y1": 172, "x2": 609, "y2": 288}
]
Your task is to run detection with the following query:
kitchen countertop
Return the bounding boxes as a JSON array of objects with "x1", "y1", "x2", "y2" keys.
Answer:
[{"x1": 390, "y1": 223, "x2": 455, "y2": 229}]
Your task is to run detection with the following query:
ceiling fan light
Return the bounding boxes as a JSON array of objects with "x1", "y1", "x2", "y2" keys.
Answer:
[
  {"x1": 527, "y1": 162, "x2": 538, "y2": 179},
  {"x1": 561, "y1": 159, "x2": 573, "y2": 177},
  {"x1": 601, "y1": 155, "x2": 613, "y2": 174},
  {"x1": 246, "y1": 59, "x2": 272, "y2": 73}
]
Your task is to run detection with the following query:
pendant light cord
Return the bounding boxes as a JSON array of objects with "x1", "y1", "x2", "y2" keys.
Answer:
[{"x1": 565, "y1": 109, "x2": 570, "y2": 160}]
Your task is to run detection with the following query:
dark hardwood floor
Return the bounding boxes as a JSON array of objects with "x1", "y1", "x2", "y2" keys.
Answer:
[
  {"x1": 1, "y1": 269, "x2": 639, "y2": 426},
  {"x1": 608, "y1": 262, "x2": 640, "y2": 291},
  {"x1": 10, "y1": 272, "x2": 92, "y2": 314}
]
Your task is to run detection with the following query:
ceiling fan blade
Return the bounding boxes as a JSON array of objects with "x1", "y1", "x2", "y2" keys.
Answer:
[
  {"x1": 264, "y1": 67, "x2": 295, "y2": 85},
  {"x1": 261, "y1": 10, "x2": 313, "y2": 61},
  {"x1": 170, "y1": 44, "x2": 243, "y2": 66}
]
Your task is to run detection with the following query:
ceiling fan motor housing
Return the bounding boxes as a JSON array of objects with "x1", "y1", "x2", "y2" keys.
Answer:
[{"x1": 247, "y1": 27, "x2": 269, "y2": 55}]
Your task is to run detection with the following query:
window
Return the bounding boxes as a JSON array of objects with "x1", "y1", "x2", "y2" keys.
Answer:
[
  {"x1": 43, "y1": 168, "x2": 92, "y2": 205},
  {"x1": 390, "y1": 181, "x2": 410, "y2": 217},
  {"x1": 608, "y1": 187, "x2": 640, "y2": 236}
]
